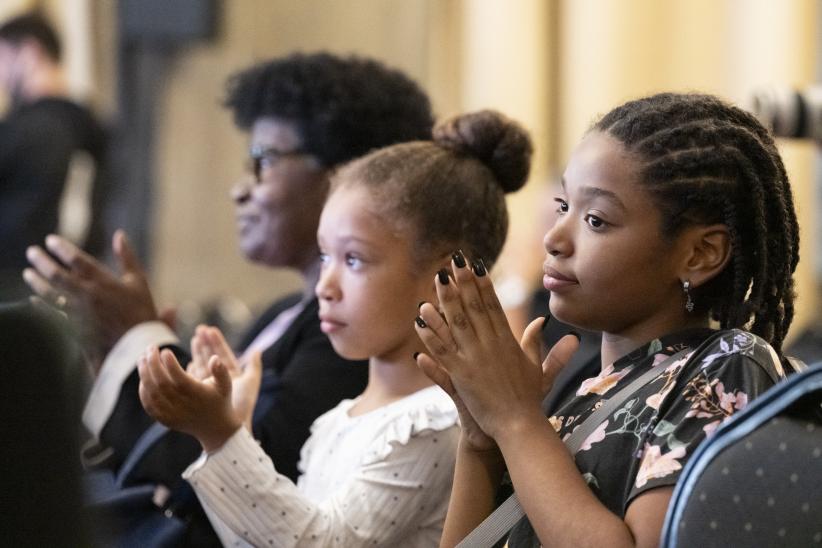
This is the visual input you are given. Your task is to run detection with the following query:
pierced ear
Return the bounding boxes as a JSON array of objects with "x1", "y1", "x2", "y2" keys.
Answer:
[{"x1": 680, "y1": 224, "x2": 732, "y2": 288}]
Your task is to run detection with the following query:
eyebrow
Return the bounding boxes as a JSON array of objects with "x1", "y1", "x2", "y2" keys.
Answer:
[
  {"x1": 560, "y1": 177, "x2": 627, "y2": 212},
  {"x1": 318, "y1": 234, "x2": 378, "y2": 248},
  {"x1": 338, "y1": 235, "x2": 377, "y2": 246}
]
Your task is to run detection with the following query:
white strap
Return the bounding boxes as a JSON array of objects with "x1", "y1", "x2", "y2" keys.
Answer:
[{"x1": 786, "y1": 356, "x2": 807, "y2": 373}]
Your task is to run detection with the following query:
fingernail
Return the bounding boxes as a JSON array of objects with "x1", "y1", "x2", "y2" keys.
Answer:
[
  {"x1": 452, "y1": 250, "x2": 466, "y2": 268},
  {"x1": 415, "y1": 316, "x2": 427, "y2": 328},
  {"x1": 541, "y1": 314, "x2": 551, "y2": 332},
  {"x1": 413, "y1": 351, "x2": 420, "y2": 360},
  {"x1": 418, "y1": 301, "x2": 426, "y2": 309},
  {"x1": 471, "y1": 258, "x2": 487, "y2": 277},
  {"x1": 437, "y1": 269, "x2": 450, "y2": 285},
  {"x1": 568, "y1": 331, "x2": 581, "y2": 341}
]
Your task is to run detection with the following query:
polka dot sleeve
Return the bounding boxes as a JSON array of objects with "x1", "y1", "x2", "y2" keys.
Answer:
[{"x1": 184, "y1": 423, "x2": 459, "y2": 547}]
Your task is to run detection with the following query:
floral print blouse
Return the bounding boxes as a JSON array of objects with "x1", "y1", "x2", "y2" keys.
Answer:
[
  {"x1": 508, "y1": 328, "x2": 786, "y2": 546},
  {"x1": 551, "y1": 328, "x2": 784, "y2": 517}
]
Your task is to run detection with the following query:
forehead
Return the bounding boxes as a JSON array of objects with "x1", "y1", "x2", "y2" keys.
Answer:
[
  {"x1": 563, "y1": 131, "x2": 645, "y2": 199},
  {"x1": 319, "y1": 184, "x2": 401, "y2": 241},
  {"x1": 250, "y1": 117, "x2": 302, "y2": 148},
  {"x1": 0, "y1": 41, "x2": 16, "y2": 58}
]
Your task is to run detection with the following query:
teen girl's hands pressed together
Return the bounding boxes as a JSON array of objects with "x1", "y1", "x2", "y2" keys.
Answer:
[
  {"x1": 415, "y1": 252, "x2": 585, "y2": 548},
  {"x1": 137, "y1": 332, "x2": 262, "y2": 453},
  {"x1": 415, "y1": 251, "x2": 580, "y2": 446}
]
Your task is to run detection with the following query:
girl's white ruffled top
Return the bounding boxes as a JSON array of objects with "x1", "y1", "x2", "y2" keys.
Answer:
[{"x1": 184, "y1": 385, "x2": 459, "y2": 548}]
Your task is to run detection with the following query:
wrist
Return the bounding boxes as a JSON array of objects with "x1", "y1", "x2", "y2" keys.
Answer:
[
  {"x1": 493, "y1": 408, "x2": 551, "y2": 452},
  {"x1": 459, "y1": 436, "x2": 503, "y2": 460},
  {"x1": 198, "y1": 415, "x2": 242, "y2": 454}
]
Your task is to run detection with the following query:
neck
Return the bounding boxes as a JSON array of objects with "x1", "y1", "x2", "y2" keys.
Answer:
[
  {"x1": 599, "y1": 312, "x2": 710, "y2": 369},
  {"x1": 20, "y1": 62, "x2": 67, "y2": 102},
  {"x1": 350, "y1": 355, "x2": 434, "y2": 416}
]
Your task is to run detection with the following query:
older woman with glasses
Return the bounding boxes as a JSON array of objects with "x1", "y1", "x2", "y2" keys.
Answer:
[{"x1": 24, "y1": 52, "x2": 434, "y2": 546}]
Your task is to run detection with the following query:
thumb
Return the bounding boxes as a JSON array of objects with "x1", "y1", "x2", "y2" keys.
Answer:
[
  {"x1": 209, "y1": 356, "x2": 232, "y2": 398},
  {"x1": 521, "y1": 316, "x2": 547, "y2": 366},
  {"x1": 113, "y1": 229, "x2": 144, "y2": 275},
  {"x1": 158, "y1": 306, "x2": 177, "y2": 331},
  {"x1": 415, "y1": 353, "x2": 456, "y2": 397},
  {"x1": 242, "y1": 351, "x2": 263, "y2": 389},
  {"x1": 541, "y1": 333, "x2": 580, "y2": 395}
]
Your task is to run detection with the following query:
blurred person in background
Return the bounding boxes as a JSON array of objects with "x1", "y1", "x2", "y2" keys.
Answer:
[
  {"x1": 24, "y1": 51, "x2": 434, "y2": 546},
  {"x1": 0, "y1": 11, "x2": 108, "y2": 301}
]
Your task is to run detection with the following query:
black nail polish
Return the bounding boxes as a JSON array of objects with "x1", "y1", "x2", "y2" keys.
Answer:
[
  {"x1": 452, "y1": 250, "x2": 466, "y2": 268},
  {"x1": 568, "y1": 330, "x2": 581, "y2": 341},
  {"x1": 418, "y1": 301, "x2": 426, "y2": 309},
  {"x1": 413, "y1": 351, "x2": 420, "y2": 360},
  {"x1": 541, "y1": 314, "x2": 551, "y2": 332},
  {"x1": 471, "y1": 258, "x2": 487, "y2": 277},
  {"x1": 437, "y1": 269, "x2": 450, "y2": 285},
  {"x1": 415, "y1": 316, "x2": 427, "y2": 328}
]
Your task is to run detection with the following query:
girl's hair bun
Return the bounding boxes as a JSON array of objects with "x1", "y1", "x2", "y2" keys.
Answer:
[{"x1": 433, "y1": 109, "x2": 533, "y2": 193}]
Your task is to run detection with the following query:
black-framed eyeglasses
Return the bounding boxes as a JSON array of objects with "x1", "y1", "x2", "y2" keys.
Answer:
[{"x1": 248, "y1": 145, "x2": 307, "y2": 182}]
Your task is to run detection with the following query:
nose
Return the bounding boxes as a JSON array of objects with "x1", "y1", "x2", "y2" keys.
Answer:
[
  {"x1": 315, "y1": 260, "x2": 341, "y2": 302},
  {"x1": 543, "y1": 213, "x2": 572, "y2": 258},
  {"x1": 231, "y1": 178, "x2": 252, "y2": 204}
]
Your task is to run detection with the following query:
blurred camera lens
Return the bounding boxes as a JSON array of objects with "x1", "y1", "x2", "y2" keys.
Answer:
[{"x1": 749, "y1": 85, "x2": 822, "y2": 141}]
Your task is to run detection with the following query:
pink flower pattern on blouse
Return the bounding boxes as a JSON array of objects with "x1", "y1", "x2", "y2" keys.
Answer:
[
  {"x1": 635, "y1": 443, "x2": 686, "y2": 488},
  {"x1": 576, "y1": 364, "x2": 633, "y2": 396},
  {"x1": 579, "y1": 420, "x2": 609, "y2": 451},
  {"x1": 547, "y1": 328, "x2": 783, "y2": 517},
  {"x1": 685, "y1": 377, "x2": 750, "y2": 436}
]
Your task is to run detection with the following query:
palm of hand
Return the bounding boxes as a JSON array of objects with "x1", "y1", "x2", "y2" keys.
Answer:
[
  {"x1": 189, "y1": 326, "x2": 259, "y2": 428},
  {"x1": 23, "y1": 231, "x2": 159, "y2": 361},
  {"x1": 137, "y1": 346, "x2": 236, "y2": 441}
]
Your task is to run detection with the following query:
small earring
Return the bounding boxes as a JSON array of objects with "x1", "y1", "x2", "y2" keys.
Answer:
[{"x1": 682, "y1": 280, "x2": 694, "y2": 313}]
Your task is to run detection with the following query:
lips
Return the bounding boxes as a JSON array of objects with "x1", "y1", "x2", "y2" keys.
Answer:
[
  {"x1": 319, "y1": 313, "x2": 347, "y2": 334},
  {"x1": 542, "y1": 265, "x2": 578, "y2": 291},
  {"x1": 235, "y1": 212, "x2": 261, "y2": 236},
  {"x1": 236, "y1": 212, "x2": 258, "y2": 225}
]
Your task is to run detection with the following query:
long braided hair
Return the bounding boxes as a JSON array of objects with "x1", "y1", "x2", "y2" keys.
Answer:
[{"x1": 594, "y1": 93, "x2": 799, "y2": 355}]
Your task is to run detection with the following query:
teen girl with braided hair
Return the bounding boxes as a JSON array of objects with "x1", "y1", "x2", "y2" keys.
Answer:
[{"x1": 415, "y1": 92, "x2": 799, "y2": 547}]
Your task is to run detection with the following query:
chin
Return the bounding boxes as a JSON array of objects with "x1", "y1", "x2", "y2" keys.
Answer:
[
  {"x1": 548, "y1": 300, "x2": 589, "y2": 331},
  {"x1": 237, "y1": 238, "x2": 260, "y2": 261},
  {"x1": 241, "y1": 243, "x2": 284, "y2": 268},
  {"x1": 328, "y1": 337, "x2": 370, "y2": 361}
]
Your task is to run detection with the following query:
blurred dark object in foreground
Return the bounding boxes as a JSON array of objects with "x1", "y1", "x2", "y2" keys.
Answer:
[{"x1": 0, "y1": 300, "x2": 92, "y2": 546}]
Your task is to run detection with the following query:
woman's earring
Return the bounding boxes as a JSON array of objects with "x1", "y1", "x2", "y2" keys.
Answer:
[{"x1": 682, "y1": 280, "x2": 695, "y2": 313}]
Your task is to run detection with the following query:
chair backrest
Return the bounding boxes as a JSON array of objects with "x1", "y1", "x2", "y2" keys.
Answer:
[{"x1": 661, "y1": 363, "x2": 822, "y2": 547}]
